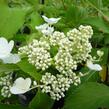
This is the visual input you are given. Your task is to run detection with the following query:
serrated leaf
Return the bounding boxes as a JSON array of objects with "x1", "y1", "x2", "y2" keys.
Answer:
[
  {"x1": 29, "y1": 90, "x2": 54, "y2": 109},
  {"x1": 63, "y1": 82, "x2": 109, "y2": 109},
  {"x1": 17, "y1": 59, "x2": 41, "y2": 81}
]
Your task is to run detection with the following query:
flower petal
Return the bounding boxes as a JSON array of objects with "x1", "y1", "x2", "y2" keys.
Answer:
[
  {"x1": 92, "y1": 64, "x2": 102, "y2": 71},
  {"x1": 86, "y1": 61, "x2": 102, "y2": 71},
  {"x1": 0, "y1": 37, "x2": 10, "y2": 58},
  {"x1": 2, "y1": 54, "x2": 21, "y2": 64},
  {"x1": 8, "y1": 40, "x2": 14, "y2": 52},
  {"x1": 42, "y1": 15, "x2": 61, "y2": 24},
  {"x1": 10, "y1": 77, "x2": 31, "y2": 94},
  {"x1": 23, "y1": 78, "x2": 31, "y2": 90}
]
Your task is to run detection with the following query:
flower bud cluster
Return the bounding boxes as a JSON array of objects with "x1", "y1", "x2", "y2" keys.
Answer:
[
  {"x1": 0, "y1": 73, "x2": 12, "y2": 98},
  {"x1": 67, "y1": 25, "x2": 93, "y2": 63},
  {"x1": 27, "y1": 40, "x2": 52, "y2": 71},
  {"x1": 40, "y1": 72, "x2": 83, "y2": 100},
  {"x1": 17, "y1": 25, "x2": 93, "y2": 100},
  {"x1": 54, "y1": 49, "x2": 77, "y2": 74},
  {"x1": 50, "y1": 31, "x2": 65, "y2": 46},
  {"x1": 18, "y1": 45, "x2": 29, "y2": 55}
]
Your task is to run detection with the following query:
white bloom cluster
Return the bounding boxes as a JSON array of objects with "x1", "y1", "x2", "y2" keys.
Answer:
[
  {"x1": 79, "y1": 25, "x2": 93, "y2": 37},
  {"x1": 18, "y1": 24, "x2": 94, "y2": 100},
  {"x1": 35, "y1": 16, "x2": 61, "y2": 36},
  {"x1": 18, "y1": 45, "x2": 29, "y2": 55},
  {"x1": 36, "y1": 23, "x2": 54, "y2": 36},
  {"x1": 54, "y1": 50, "x2": 77, "y2": 74},
  {"x1": 67, "y1": 25, "x2": 93, "y2": 62},
  {"x1": 0, "y1": 73, "x2": 12, "y2": 98},
  {"x1": 27, "y1": 40, "x2": 52, "y2": 71},
  {"x1": 50, "y1": 31, "x2": 65, "y2": 46},
  {"x1": 40, "y1": 72, "x2": 83, "y2": 100}
]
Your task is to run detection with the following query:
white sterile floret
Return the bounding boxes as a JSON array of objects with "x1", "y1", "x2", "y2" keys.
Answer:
[
  {"x1": 0, "y1": 37, "x2": 20, "y2": 64},
  {"x1": 42, "y1": 15, "x2": 61, "y2": 25},
  {"x1": 50, "y1": 31, "x2": 65, "y2": 46},
  {"x1": 42, "y1": 26, "x2": 54, "y2": 36},
  {"x1": 86, "y1": 60, "x2": 102, "y2": 71},
  {"x1": 35, "y1": 23, "x2": 54, "y2": 36},
  {"x1": 97, "y1": 50, "x2": 104, "y2": 57},
  {"x1": 35, "y1": 23, "x2": 48, "y2": 31},
  {"x1": 10, "y1": 77, "x2": 31, "y2": 94}
]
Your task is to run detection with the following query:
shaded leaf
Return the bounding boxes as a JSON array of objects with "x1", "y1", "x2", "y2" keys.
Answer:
[
  {"x1": 0, "y1": 1, "x2": 30, "y2": 39},
  {"x1": 17, "y1": 59, "x2": 42, "y2": 81},
  {"x1": 63, "y1": 82, "x2": 109, "y2": 109},
  {"x1": 29, "y1": 90, "x2": 54, "y2": 109},
  {"x1": 0, "y1": 104, "x2": 29, "y2": 109},
  {"x1": 0, "y1": 64, "x2": 19, "y2": 73}
]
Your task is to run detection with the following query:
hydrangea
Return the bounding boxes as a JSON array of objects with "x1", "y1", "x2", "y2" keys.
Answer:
[{"x1": 17, "y1": 24, "x2": 97, "y2": 101}]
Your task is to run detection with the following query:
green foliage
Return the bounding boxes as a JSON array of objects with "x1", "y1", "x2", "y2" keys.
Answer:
[
  {"x1": 0, "y1": 64, "x2": 19, "y2": 73},
  {"x1": 0, "y1": 104, "x2": 30, "y2": 109},
  {"x1": 0, "y1": 1, "x2": 31, "y2": 39},
  {"x1": 29, "y1": 90, "x2": 54, "y2": 109},
  {"x1": 1, "y1": 0, "x2": 109, "y2": 109},
  {"x1": 17, "y1": 59, "x2": 42, "y2": 81},
  {"x1": 63, "y1": 82, "x2": 109, "y2": 109}
]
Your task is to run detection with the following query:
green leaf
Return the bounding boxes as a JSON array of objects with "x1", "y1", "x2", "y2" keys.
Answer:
[
  {"x1": 0, "y1": 104, "x2": 29, "y2": 109},
  {"x1": 86, "y1": 0, "x2": 103, "y2": 10},
  {"x1": 91, "y1": 47, "x2": 109, "y2": 65},
  {"x1": 27, "y1": 11, "x2": 43, "y2": 31},
  {"x1": 63, "y1": 82, "x2": 109, "y2": 109},
  {"x1": 0, "y1": 1, "x2": 30, "y2": 39},
  {"x1": 17, "y1": 59, "x2": 42, "y2": 81},
  {"x1": 83, "y1": 17, "x2": 109, "y2": 33},
  {"x1": 0, "y1": 64, "x2": 19, "y2": 73},
  {"x1": 29, "y1": 90, "x2": 54, "y2": 109},
  {"x1": 64, "y1": 5, "x2": 87, "y2": 26}
]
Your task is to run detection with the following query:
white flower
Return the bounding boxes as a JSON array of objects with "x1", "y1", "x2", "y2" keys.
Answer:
[
  {"x1": 10, "y1": 77, "x2": 31, "y2": 94},
  {"x1": 97, "y1": 50, "x2": 104, "y2": 57},
  {"x1": 0, "y1": 37, "x2": 20, "y2": 64},
  {"x1": 42, "y1": 26, "x2": 54, "y2": 36},
  {"x1": 86, "y1": 60, "x2": 102, "y2": 71},
  {"x1": 35, "y1": 23, "x2": 54, "y2": 36},
  {"x1": 2, "y1": 54, "x2": 21, "y2": 64},
  {"x1": 0, "y1": 37, "x2": 14, "y2": 58},
  {"x1": 35, "y1": 23, "x2": 48, "y2": 31},
  {"x1": 42, "y1": 15, "x2": 61, "y2": 25}
]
